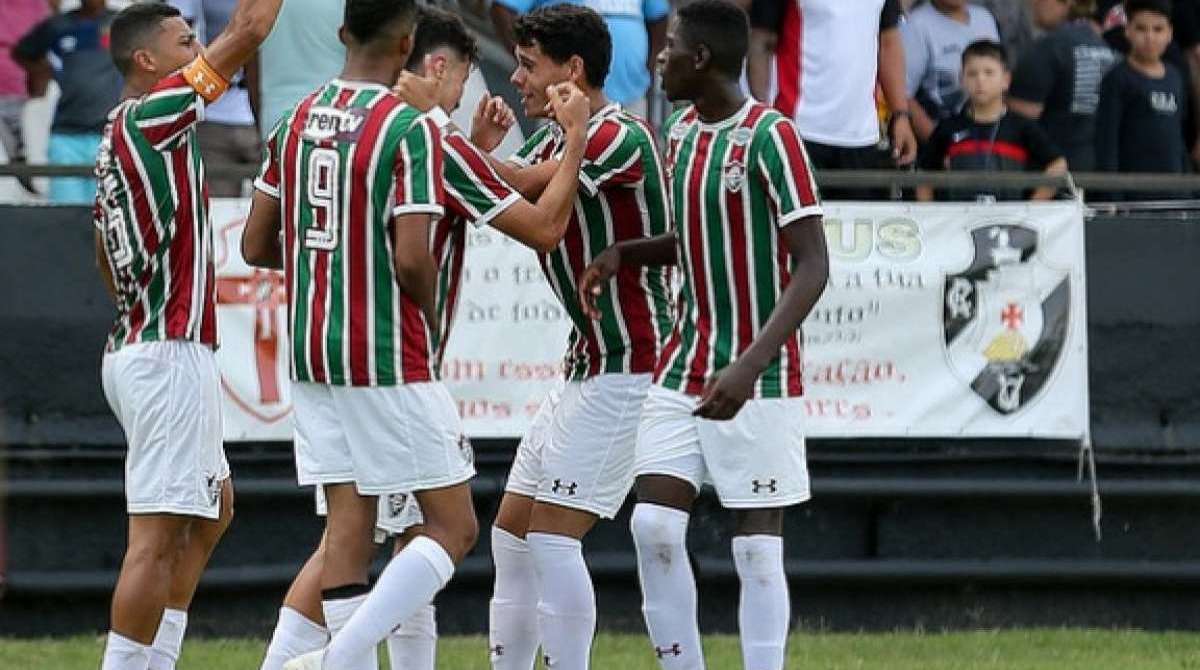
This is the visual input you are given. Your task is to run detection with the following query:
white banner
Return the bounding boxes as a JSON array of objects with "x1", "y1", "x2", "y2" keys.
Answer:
[{"x1": 210, "y1": 199, "x2": 1089, "y2": 442}]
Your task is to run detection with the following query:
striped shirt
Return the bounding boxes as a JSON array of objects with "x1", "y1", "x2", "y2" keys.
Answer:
[
  {"x1": 94, "y1": 70, "x2": 216, "y2": 353},
  {"x1": 511, "y1": 103, "x2": 673, "y2": 380},
  {"x1": 656, "y1": 100, "x2": 822, "y2": 398},
  {"x1": 255, "y1": 79, "x2": 444, "y2": 386}
]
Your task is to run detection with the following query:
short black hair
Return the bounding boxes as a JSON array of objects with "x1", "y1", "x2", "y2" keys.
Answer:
[
  {"x1": 110, "y1": 1, "x2": 181, "y2": 75},
  {"x1": 961, "y1": 39, "x2": 1008, "y2": 68},
  {"x1": 676, "y1": 0, "x2": 750, "y2": 79},
  {"x1": 513, "y1": 4, "x2": 611, "y2": 89},
  {"x1": 344, "y1": 0, "x2": 419, "y2": 47},
  {"x1": 407, "y1": 5, "x2": 478, "y2": 70},
  {"x1": 1125, "y1": 0, "x2": 1173, "y2": 22}
]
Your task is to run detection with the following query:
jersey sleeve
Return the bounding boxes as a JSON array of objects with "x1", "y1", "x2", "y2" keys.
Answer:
[
  {"x1": 253, "y1": 120, "x2": 284, "y2": 199},
  {"x1": 13, "y1": 17, "x2": 55, "y2": 61},
  {"x1": 442, "y1": 132, "x2": 521, "y2": 228},
  {"x1": 127, "y1": 56, "x2": 231, "y2": 152},
  {"x1": 508, "y1": 124, "x2": 557, "y2": 168},
  {"x1": 577, "y1": 119, "x2": 644, "y2": 197},
  {"x1": 880, "y1": 0, "x2": 903, "y2": 31},
  {"x1": 755, "y1": 116, "x2": 822, "y2": 227},
  {"x1": 393, "y1": 115, "x2": 446, "y2": 218}
]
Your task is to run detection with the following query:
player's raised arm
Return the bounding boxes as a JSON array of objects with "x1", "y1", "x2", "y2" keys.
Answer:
[{"x1": 201, "y1": 0, "x2": 284, "y2": 81}]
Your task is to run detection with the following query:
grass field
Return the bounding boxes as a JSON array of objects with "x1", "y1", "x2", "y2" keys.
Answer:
[{"x1": 3, "y1": 630, "x2": 1200, "y2": 669}]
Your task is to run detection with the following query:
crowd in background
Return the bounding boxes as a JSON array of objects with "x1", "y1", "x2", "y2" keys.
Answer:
[{"x1": 2, "y1": 0, "x2": 1199, "y2": 204}]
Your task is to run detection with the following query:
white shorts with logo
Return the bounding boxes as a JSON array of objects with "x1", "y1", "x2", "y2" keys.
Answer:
[
  {"x1": 101, "y1": 341, "x2": 229, "y2": 520},
  {"x1": 314, "y1": 487, "x2": 425, "y2": 539},
  {"x1": 292, "y1": 380, "x2": 475, "y2": 495},
  {"x1": 635, "y1": 384, "x2": 810, "y2": 508},
  {"x1": 505, "y1": 373, "x2": 651, "y2": 518}
]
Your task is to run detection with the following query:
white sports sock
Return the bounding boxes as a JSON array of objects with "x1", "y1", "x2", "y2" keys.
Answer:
[
  {"x1": 101, "y1": 631, "x2": 151, "y2": 670},
  {"x1": 630, "y1": 503, "x2": 705, "y2": 670},
  {"x1": 527, "y1": 532, "x2": 596, "y2": 670},
  {"x1": 386, "y1": 604, "x2": 437, "y2": 670},
  {"x1": 324, "y1": 536, "x2": 455, "y2": 670},
  {"x1": 732, "y1": 535, "x2": 789, "y2": 670},
  {"x1": 260, "y1": 607, "x2": 329, "y2": 670},
  {"x1": 147, "y1": 608, "x2": 187, "y2": 670},
  {"x1": 488, "y1": 526, "x2": 540, "y2": 670},
  {"x1": 320, "y1": 591, "x2": 371, "y2": 670}
]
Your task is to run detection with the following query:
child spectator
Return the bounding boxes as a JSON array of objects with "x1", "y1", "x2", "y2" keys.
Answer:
[
  {"x1": 903, "y1": 0, "x2": 1001, "y2": 142},
  {"x1": 1095, "y1": 0, "x2": 1190, "y2": 177},
  {"x1": 918, "y1": 40, "x2": 1068, "y2": 201}
]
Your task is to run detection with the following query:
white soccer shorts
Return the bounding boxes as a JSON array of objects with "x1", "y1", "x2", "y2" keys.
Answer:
[
  {"x1": 101, "y1": 341, "x2": 229, "y2": 520},
  {"x1": 314, "y1": 487, "x2": 425, "y2": 539},
  {"x1": 505, "y1": 373, "x2": 651, "y2": 518},
  {"x1": 291, "y1": 380, "x2": 475, "y2": 495},
  {"x1": 635, "y1": 384, "x2": 810, "y2": 508}
]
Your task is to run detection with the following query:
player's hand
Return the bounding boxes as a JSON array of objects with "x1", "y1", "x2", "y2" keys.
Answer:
[
  {"x1": 577, "y1": 245, "x2": 621, "y2": 320},
  {"x1": 693, "y1": 362, "x2": 756, "y2": 421},
  {"x1": 545, "y1": 82, "x2": 589, "y2": 136},
  {"x1": 393, "y1": 54, "x2": 446, "y2": 113},
  {"x1": 890, "y1": 114, "x2": 918, "y2": 167},
  {"x1": 470, "y1": 95, "x2": 516, "y2": 152}
]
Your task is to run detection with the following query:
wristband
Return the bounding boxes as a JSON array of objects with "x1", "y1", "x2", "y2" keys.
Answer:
[{"x1": 181, "y1": 55, "x2": 229, "y2": 104}]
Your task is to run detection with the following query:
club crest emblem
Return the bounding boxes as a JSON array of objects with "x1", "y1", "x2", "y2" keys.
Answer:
[{"x1": 724, "y1": 161, "x2": 746, "y2": 192}]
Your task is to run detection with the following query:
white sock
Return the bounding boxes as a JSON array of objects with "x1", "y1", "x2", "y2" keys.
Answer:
[
  {"x1": 488, "y1": 526, "x2": 540, "y2": 670},
  {"x1": 325, "y1": 536, "x2": 455, "y2": 670},
  {"x1": 147, "y1": 608, "x2": 187, "y2": 670},
  {"x1": 527, "y1": 532, "x2": 596, "y2": 670},
  {"x1": 732, "y1": 535, "x2": 789, "y2": 670},
  {"x1": 101, "y1": 631, "x2": 151, "y2": 670},
  {"x1": 320, "y1": 591, "x2": 371, "y2": 670},
  {"x1": 630, "y1": 503, "x2": 705, "y2": 670},
  {"x1": 260, "y1": 607, "x2": 329, "y2": 670},
  {"x1": 386, "y1": 604, "x2": 437, "y2": 670}
]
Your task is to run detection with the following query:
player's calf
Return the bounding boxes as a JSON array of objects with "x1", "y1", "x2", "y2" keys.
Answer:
[
  {"x1": 732, "y1": 508, "x2": 789, "y2": 670},
  {"x1": 630, "y1": 496, "x2": 705, "y2": 670}
]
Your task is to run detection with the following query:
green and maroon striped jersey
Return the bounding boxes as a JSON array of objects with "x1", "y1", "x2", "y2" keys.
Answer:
[
  {"x1": 655, "y1": 101, "x2": 823, "y2": 398},
  {"x1": 94, "y1": 70, "x2": 218, "y2": 353},
  {"x1": 255, "y1": 79, "x2": 444, "y2": 386},
  {"x1": 432, "y1": 129, "x2": 520, "y2": 368},
  {"x1": 511, "y1": 104, "x2": 674, "y2": 380}
]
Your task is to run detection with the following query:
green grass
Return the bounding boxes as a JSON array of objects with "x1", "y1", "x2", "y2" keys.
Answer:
[{"x1": 3, "y1": 630, "x2": 1200, "y2": 669}]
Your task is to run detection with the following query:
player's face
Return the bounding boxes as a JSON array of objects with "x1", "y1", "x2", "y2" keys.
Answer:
[
  {"x1": 961, "y1": 56, "x2": 1009, "y2": 106},
  {"x1": 657, "y1": 19, "x2": 697, "y2": 102},
  {"x1": 510, "y1": 40, "x2": 572, "y2": 118},
  {"x1": 147, "y1": 17, "x2": 201, "y2": 76},
  {"x1": 1126, "y1": 12, "x2": 1173, "y2": 62}
]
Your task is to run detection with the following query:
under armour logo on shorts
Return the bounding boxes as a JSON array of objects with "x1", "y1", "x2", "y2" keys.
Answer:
[
  {"x1": 543, "y1": 653, "x2": 556, "y2": 667},
  {"x1": 752, "y1": 479, "x2": 778, "y2": 494},
  {"x1": 655, "y1": 643, "x2": 683, "y2": 658},
  {"x1": 387, "y1": 493, "x2": 408, "y2": 517},
  {"x1": 490, "y1": 644, "x2": 504, "y2": 657},
  {"x1": 551, "y1": 479, "x2": 579, "y2": 496},
  {"x1": 205, "y1": 473, "x2": 221, "y2": 506},
  {"x1": 458, "y1": 434, "x2": 474, "y2": 465}
]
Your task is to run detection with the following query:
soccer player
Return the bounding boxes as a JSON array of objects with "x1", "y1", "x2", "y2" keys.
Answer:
[
  {"x1": 457, "y1": 5, "x2": 674, "y2": 669},
  {"x1": 240, "y1": 2, "x2": 591, "y2": 668},
  {"x1": 92, "y1": 1, "x2": 281, "y2": 668},
  {"x1": 249, "y1": 6, "x2": 591, "y2": 670},
  {"x1": 578, "y1": 2, "x2": 830, "y2": 668}
]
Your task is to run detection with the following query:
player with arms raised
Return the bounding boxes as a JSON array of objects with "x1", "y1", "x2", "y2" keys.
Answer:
[
  {"x1": 93, "y1": 1, "x2": 282, "y2": 668},
  {"x1": 578, "y1": 2, "x2": 830, "y2": 668}
]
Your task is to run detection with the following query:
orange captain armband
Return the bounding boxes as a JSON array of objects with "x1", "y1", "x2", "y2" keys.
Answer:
[{"x1": 181, "y1": 55, "x2": 230, "y2": 104}]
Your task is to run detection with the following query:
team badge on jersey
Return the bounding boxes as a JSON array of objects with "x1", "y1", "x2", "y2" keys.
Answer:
[
  {"x1": 730, "y1": 127, "x2": 754, "y2": 146},
  {"x1": 942, "y1": 223, "x2": 1071, "y2": 414},
  {"x1": 724, "y1": 161, "x2": 746, "y2": 192}
]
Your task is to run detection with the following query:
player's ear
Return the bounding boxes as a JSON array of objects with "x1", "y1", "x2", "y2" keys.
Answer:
[
  {"x1": 337, "y1": 25, "x2": 349, "y2": 47},
  {"x1": 132, "y1": 47, "x2": 156, "y2": 75},
  {"x1": 694, "y1": 43, "x2": 711, "y2": 72},
  {"x1": 567, "y1": 54, "x2": 587, "y2": 88}
]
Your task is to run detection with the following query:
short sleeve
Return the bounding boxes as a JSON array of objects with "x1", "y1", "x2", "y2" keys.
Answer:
[
  {"x1": 1009, "y1": 38, "x2": 1057, "y2": 105},
  {"x1": 644, "y1": 0, "x2": 670, "y2": 22},
  {"x1": 919, "y1": 122, "x2": 951, "y2": 171},
  {"x1": 442, "y1": 132, "x2": 521, "y2": 228},
  {"x1": 749, "y1": 0, "x2": 786, "y2": 31},
  {"x1": 755, "y1": 117, "x2": 822, "y2": 227},
  {"x1": 880, "y1": 0, "x2": 903, "y2": 31},
  {"x1": 509, "y1": 125, "x2": 557, "y2": 168},
  {"x1": 253, "y1": 121, "x2": 284, "y2": 198},
  {"x1": 578, "y1": 119, "x2": 644, "y2": 197},
  {"x1": 13, "y1": 17, "x2": 55, "y2": 62},
  {"x1": 127, "y1": 72, "x2": 206, "y2": 152},
  {"x1": 1022, "y1": 119, "x2": 1064, "y2": 169},
  {"x1": 393, "y1": 115, "x2": 446, "y2": 218}
]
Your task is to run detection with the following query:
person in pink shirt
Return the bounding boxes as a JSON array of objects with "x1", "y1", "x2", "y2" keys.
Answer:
[{"x1": 0, "y1": 0, "x2": 50, "y2": 194}]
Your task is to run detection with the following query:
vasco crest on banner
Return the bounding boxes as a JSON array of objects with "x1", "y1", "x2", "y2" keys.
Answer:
[{"x1": 942, "y1": 223, "x2": 1071, "y2": 415}]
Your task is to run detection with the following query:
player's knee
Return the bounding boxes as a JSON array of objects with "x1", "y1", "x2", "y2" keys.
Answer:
[
  {"x1": 126, "y1": 523, "x2": 189, "y2": 569},
  {"x1": 429, "y1": 510, "x2": 478, "y2": 562},
  {"x1": 630, "y1": 503, "x2": 688, "y2": 551}
]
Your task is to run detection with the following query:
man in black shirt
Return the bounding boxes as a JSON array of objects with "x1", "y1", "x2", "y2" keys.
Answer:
[{"x1": 919, "y1": 40, "x2": 1067, "y2": 201}]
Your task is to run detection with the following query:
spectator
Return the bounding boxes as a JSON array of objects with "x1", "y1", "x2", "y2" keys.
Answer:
[
  {"x1": 917, "y1": 40, "x2": 1067, "y2": 202},
  {"x1": 489, "y1": 0, "x2": 668, "y2": 117},
  {"x1": 902, "y1": 0, "x2": 1000, "y2": 142},
  {"x1": 14, "y1": 0, "x2": 121, "y2": 205},
  {"x1": 746, "y1": 0, "x2": 918, "y2": 192},
  {"x1": 169, "y1": 0, "x2": 260, "y2": 197},
  {"x1": 0, "y1": 0, "x2": 50, "y2": 196},
  {"x1": 1009, "y1": 0, "x2": 1116, "y2": 172},
  {"x1": 1095, "y1": 0, "x2": 1189, "y2": 177},
  {"x1": 975, "y1": 0, "x2": 1036, "y2": 67},
  {"x1": 247, "y1": 0, "x2": 345, "y2": 138}
]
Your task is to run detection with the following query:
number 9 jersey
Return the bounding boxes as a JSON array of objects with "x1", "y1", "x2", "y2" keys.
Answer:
[{"x1": 255, "y1": 79, "x2": 445, "y2": 387}]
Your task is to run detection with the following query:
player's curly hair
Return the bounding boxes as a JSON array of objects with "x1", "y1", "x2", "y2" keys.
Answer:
[
  {"x1": 513, "y1": 4, "x2": 611, "y2": 89},
  {"x1": 344, "y1": 0, "x2": 419, "y2": 47},
  {"x1": 407, "y1": 4, "x2": 479, "y2": 69},
  {"x1": 676, "y1": 0, "x2": 749, "y2": 78},
  {"x1": 110, "y1": 2, "x2": 182, "y2": 75}
]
